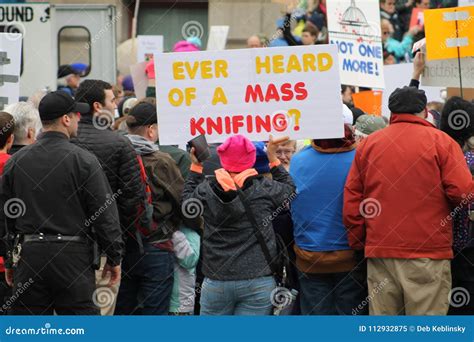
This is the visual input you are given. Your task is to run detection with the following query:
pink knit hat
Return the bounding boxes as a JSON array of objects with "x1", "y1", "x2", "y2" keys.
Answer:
[
  {"x1": 145, "y1": 59, "x2": 155, "y2": 79},
  {"x1": 172, "y1": 40, "x2": 200, "y2": 52},
  {"x1": 217, "y1": 135, "x2": 256, "y2": 173}
]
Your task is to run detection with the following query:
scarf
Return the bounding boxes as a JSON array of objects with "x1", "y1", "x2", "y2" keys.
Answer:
[
  {"x1": 214, "y1": 168, "x2": 258, "y2": 192},
  {"x1": 312, "y1": 124, "x2": 356, "y2": 153}
]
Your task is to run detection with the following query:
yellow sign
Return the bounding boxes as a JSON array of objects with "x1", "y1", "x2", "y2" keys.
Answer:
[{"x1": 424, "y1": 6, "x2": 474, "y2": 60}]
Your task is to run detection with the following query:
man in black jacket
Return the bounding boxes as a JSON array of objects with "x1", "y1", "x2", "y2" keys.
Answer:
[
  {"x1": 71, "y1": 79, "x2": 143, "y2": 315},
  {"x1": 0, "y1": 91, "x2": 123, "y2": 315}
]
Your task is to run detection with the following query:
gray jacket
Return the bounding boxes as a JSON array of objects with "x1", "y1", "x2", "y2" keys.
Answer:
[{"x1": 182, "y1": 165, "x2": 295, "y2": 281}]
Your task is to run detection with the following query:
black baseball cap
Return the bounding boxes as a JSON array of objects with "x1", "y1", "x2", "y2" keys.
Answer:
[
  {"x1": 127, "y1": 102, "x2": 157, "y2": 127},
  {"x1": 38, "y1": 91, "x2": 90, "y2": 121},
  {"x1": 57, "y1": 64, "x2": 80, "y2": 78}
]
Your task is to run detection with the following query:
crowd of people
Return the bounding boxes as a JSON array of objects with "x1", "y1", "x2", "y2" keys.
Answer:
[
  {"x1": 0, "y1": 0, "x2": 472, "y2": 317},
  {"x1": 0, "y1": 50, "x2": 472, "y2": 316},
  {"x1": 248, "y1": 0, "x2": 454, "y2": 66}
]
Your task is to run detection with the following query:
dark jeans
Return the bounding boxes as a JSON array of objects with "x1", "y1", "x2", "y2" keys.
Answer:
[
  {"x1": 115, "y1": 243, "x2": 174, "y2": 315},
  {"x1": 10, "y1": 241, "x2": 98, "y2": 315},
  {"x1": 299, "y1": 263, "x2": 368, "y2": 315},
  {"x1": 449, "y1": 247, "x2": 474, "y2": 315},
  {"x1": 272, "y1": 210, "x2": 300, "y2": 315},
  {"x1": 0, "y1": 271, "x2": 11, "y2": 314}
]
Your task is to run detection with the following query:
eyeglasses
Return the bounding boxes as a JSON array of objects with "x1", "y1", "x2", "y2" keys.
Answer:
[{"x1": 276, "y1": 149, "x2": 295, "y2": 156}]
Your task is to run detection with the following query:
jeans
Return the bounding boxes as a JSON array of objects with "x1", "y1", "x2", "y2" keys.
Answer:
[
  {"x1": 115, "y1": 243, "x2": 174, "y2": 315},
  {"x1": 299, "y1": 267, "x2": 368, "y2": 315},
  {"x1": 200, "y1": 276, "x2": 275, "y2": 315},
  {"x1": 0, "y1": 272, "x2": 11, "y2": 315}
]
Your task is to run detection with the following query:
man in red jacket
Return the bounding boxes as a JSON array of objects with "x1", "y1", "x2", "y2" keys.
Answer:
[{"x1": 344, "y1": 87, "x2": 474, "y2": 315}]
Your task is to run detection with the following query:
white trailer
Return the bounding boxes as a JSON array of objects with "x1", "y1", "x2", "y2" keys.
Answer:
[{"x1": 0, "y1": 3, "x2": 118, "y2": 98}]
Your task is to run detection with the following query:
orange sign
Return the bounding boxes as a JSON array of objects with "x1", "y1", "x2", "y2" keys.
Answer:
[
  {"x1": 352, "y1": 91, "x2": 382, "y2": 116},
  {"x1": 424, "y1": 6, "x2": 474, "y2": 60}
]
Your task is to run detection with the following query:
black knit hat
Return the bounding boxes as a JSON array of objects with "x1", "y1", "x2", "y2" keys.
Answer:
[
  {"x1": 389, "y1": 86, "x2": 427, "y2": 114},
  {"x1": 127, "y1": 102, "x2": 157, "y2": 127}
]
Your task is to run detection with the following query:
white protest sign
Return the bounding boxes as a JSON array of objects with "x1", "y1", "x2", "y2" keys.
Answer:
[
  {"x1": 206, "y1": 26, "x2": 229, "y2": 51},
  {"x1": 130, "y1": 61, "x2": 148, "y2": 100},
  {"x1": 423, "y1": 57, "x2": 474, "y2": 88},
  {"x1": 382, "y1": 63, "x2": 444, "y2": 118},
  {"x1": 327, "y1": 0, "x2": 385, "y2": 88},
  {"x1": 413, "y1": 38, "x2": 474, "y2": 88},
  {"x1": 458, "y1": 0, "x2": 474, "y2": 7},
  {"x1": 0, "y1": 33, "x2": 21, "y2": 110},
  {"x1": 137, "y1": 35, "x2": 163, "y2": 63},
  {"x1": 155, "y1": 45, "x2": 344, "y2": 145}
]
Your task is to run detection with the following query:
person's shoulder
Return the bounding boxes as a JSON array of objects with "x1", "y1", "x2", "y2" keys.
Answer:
[
  {"x1": 112, "y1": 129, "x2": 130, "y2": 140},
  {"x1": 419, "y1": 123, "x2": 453, "y2": 140},
  {"x1": 8, "y1": 143, "x2": 38, "y2": 162},
  {"x1": 292, "y1": 145, "x2": 314, "y2": 161},
  {"x1": 91, "y1": 128, "x2": 135, "y2": 153},
  {"x1": 431, "y1": 128, "x2": 464, "y2": 148},
  {"x1": 251, "y1": 174, "x2": 274, "y2": 189},
  {"x1": 147, "y1": 150, "x2": 179, "y2": 168},
  {"x1": 159, "y1": 144, "x2": 187, "y2": 157},
  {"x1": 69, "y1": 142, "x2": 102, "y2": 164}
]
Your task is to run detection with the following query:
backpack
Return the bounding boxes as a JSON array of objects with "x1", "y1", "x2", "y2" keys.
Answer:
[{"x1": 128, "y1": 156, "x2": 159, "y2": 253}]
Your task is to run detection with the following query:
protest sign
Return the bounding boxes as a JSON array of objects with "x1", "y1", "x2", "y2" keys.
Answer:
[
  {"x1": 137, "y1": 35, "x2": 163, "y2": 63},
  {"x1": 155, "y1": 45, "x2": 344, "y2": 145},
  {"x1": 382, "y1": 63, "x2": 444, "y2": 118},
  {"x1": 206, "y1": 26, "x2": 229, "y2": 51},
  {"x1": 424, "y1": 6, "x2": 474, "y2": 60},
  {"x1": 0, "y1": 33, "x2": 21, "y2": 110},
  {"x1": 423, "y1": 57, "x2": 474, "y2": 87},
  {"x1": 130, "y1": 61, "x2": 148, "y2": 100},
  {"x1": 352, "y1": 90, "x2": 382, "y2": 115},
  {"x1": 327, "y1": 0, "x2": 384, "y2": 88},
  {"x1": 458, "y1": 0, "x2": 474, "y2": 7},
  {"x1": 412, "y1": 38, "x2": 474, "y2": 88}
]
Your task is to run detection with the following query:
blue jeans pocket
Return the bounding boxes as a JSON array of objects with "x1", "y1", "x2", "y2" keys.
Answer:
[
  {"x1": 143, "y1": 247, "x2": 174, "y2": 282},
  {"x1": 202, "y1": 278, "x2": 225, "y2": 295}
]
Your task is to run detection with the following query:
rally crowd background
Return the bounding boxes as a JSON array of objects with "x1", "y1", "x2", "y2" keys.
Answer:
[
  {"x1": 256, "y1": 0, "x2": 440, "y2": 63},
  {"x1": 0, "y1": 0, "x2": 473, "y2": 317}
]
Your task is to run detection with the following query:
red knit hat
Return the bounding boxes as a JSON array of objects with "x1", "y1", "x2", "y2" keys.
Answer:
[{"x1": 217, "y1": 135, "x2": 256, "y2": 173}]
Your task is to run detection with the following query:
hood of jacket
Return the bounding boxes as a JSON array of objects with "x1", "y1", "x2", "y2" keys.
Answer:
[{"x1": 126, "y1": 134, "x2": 159, "y2": 155}]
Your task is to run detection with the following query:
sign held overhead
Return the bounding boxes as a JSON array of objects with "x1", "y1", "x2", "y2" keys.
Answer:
[{"x1": 155, "y1": 45, "x2": 344, "y2": 145}]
